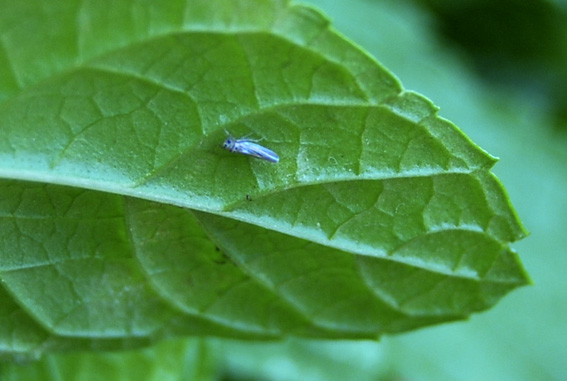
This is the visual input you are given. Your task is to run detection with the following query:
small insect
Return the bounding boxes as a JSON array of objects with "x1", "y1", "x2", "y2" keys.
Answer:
[{"x1": 222, "y1": 134, "x2": 279, "y2": 163}]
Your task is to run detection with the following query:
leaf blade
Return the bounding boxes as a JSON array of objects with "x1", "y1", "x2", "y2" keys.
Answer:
[{"x1": 0, "y1": 0, "x2": 529, "y2": 357}]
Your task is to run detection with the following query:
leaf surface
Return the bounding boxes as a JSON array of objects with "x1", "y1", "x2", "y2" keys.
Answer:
[{"x1": 0, "y1": 0, "x2": 528, "y2": 357}]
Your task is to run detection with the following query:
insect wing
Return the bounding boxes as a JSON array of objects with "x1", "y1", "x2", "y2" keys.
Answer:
[{"x1": 235, "y1": 140, "x2": 279, "y2": 163}]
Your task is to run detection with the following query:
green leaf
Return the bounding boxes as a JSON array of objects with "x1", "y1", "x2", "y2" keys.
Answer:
[
  {"x1": 1, "y1": 338, "x2": 214, "y2": 381},
  {"x1": 0, "y1": 0, "x2": 529, "y2": 358}
]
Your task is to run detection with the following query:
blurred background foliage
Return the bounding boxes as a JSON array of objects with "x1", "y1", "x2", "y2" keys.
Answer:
[
  {"x1": 2, "y1": 0, "x2": 566, "y2": 380},
  {"x1": 413, "y1": 0, "x2": 567, "y2": 133}
]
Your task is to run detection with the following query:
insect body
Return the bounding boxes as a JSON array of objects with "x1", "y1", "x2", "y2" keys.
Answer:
[{"x1": 222, "y1": 135, "x2": 279, "y2": 163}]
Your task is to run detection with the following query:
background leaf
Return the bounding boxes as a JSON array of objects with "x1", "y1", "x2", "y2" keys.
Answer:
[
  {"x1": 0, "y1": 338, "x2": 214, "y2": 381},
  {"x1": 0, "y1": 0, "x2": 528, "y2": 365}
]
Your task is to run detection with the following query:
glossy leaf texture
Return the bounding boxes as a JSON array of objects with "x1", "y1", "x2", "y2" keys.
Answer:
[{"x1": 0, "y1": 0, "x2": 529, "y2": 358}]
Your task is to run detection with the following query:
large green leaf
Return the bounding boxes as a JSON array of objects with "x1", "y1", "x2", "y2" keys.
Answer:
[{"x1": 0, "y1": 0, "x2": 528, "y2": 358}]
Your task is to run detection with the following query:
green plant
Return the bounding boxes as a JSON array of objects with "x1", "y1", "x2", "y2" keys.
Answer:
[{"x1": 0, "y1": 0, "x2": 535, "y2": 379}]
